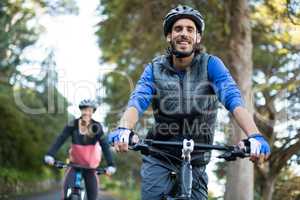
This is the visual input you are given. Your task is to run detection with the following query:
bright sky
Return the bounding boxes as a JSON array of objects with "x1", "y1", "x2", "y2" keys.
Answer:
[{"x1": 37, "y1": 0, "x2": 111, "y2": 122}]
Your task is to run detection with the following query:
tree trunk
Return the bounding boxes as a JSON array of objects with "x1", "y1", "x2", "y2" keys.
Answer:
[
  {"x1": 224, "y1": 0, "x2": 254, "y2": 200},
  {"x1": 224, "y1": 123, "x2": 254, "y2": 200},
  {"x1": 261, "y1": 176, "x2": 276, "y2": 200}
]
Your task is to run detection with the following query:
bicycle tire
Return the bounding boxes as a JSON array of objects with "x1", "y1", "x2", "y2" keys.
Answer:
[
  {"x1": 70, "y1": 194, "x2": 81, "y2": 200},
  {"x1": 163, "y1": 197, "x2": 190, "y2": 200}
]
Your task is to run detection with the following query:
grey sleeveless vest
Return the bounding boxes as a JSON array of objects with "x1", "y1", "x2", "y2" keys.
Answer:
[{"x1": 147, "y1": 53, "x2": 219, "y2": 165}]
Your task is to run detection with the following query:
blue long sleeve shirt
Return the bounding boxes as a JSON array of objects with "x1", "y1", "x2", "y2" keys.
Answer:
[{"x1": 127, "y1": 55, "x2": 244, "y2": 115}]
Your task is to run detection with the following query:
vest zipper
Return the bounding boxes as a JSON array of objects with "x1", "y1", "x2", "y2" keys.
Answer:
[{"x1": 179, "y1": 77, "x2": 183, "y2": 114}]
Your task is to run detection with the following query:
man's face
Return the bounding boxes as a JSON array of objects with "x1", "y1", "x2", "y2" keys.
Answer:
[{"x1": 167, "y1": 18, "x2": 201, "y2": 54}]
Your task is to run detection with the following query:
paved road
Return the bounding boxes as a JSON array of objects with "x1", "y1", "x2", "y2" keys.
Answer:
[{"x1": 13, "y1": 189, "x2": 117, "y2": 200}]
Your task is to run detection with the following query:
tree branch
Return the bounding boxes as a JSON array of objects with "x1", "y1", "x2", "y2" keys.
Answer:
[
  {"x1": 271, "y1": 129, "x2": 300, "y2": 175},
  {"x1": 258, "y1": 68, "x2": 300, "y2": 97},
  {"x1": 269, "y1": 69, "x2": 300, "y2": 102},
  {"x1": 254, "y1": 111, "x2": 275, "y2": 141},
  {"x1": 278, "y1": 133, "x2": 300, "y2": 152},
  {"x1": 286, "y1": 0, "x2": 300, "y2": 26}
]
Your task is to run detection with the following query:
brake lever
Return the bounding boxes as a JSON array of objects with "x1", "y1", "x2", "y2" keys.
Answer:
[
  {"x1": 217, "y1": 146, "x2": 235, "y2": 161},
  {"x1": 217, "y1": 145, "x2": 250, "y2": 161},
  {"x1": 96, "y1": 168, "x2": 107, "y2": 175},
  {"x1": 54, "y1": 160, "x2": 67, "y2": 169},
  {"x1": 129, "y1": 140, "x2": 150, "y2": 154}
]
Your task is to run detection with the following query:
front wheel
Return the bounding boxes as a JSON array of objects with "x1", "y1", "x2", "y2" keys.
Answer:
[
  {"x1": 163, "y1": 196, "x2": 190, "y2": 200},
  {"x1": 70, "y1": 194, "x2": 81, "y2": 200}
]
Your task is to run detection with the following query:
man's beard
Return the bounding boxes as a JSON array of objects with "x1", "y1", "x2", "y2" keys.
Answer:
[{"x1": 170, "y1": 37, "x2": 196, "y2": 58}]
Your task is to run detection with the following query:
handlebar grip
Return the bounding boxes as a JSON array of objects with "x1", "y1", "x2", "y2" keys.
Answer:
[
  {"x1": 96, "y1": 168, "x2": 107, "y2": 175},
  {"x1": 218, "y1": 144, "x2": 250, "y2": 161},
  {"x1": 129, "y1": 142, "x2": 150, "y2": 154},
  {"x1": 54, "y1": 160, "x2": 67, "y2": 169},
  {"x1": 242, "y1": 139, "x2": 251, "y2": 154}
]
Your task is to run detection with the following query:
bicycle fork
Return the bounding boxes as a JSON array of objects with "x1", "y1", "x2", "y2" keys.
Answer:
[{"x1": 66, "y1": 170, "x2": 85, "y2": 200}]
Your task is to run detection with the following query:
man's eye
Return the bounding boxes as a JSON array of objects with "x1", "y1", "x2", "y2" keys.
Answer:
[
  {"x1": 188, "y1": 28, "x2": 194, "y2": 33},
  {"x1": 174, "y1": 27, "x2": 182, "y2": 32}
]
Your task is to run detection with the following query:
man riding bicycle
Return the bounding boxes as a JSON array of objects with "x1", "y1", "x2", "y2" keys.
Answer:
[
  {"x1": 108, "y1": 5, "x2": 270, "y2": 200},
  {"x1": 44, "y1": 99, "x2": 116, "y2": 200}
]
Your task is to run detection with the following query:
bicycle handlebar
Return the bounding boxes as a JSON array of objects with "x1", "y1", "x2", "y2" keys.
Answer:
[
  {"x1": 130, "y1": 139, "x2": 250, "y2": 161},
  {"x1": 137, "y1": 139, "x2": 230, "y2": 150},
  {"x1": 129, "y1": 138, "x2": 250, "y2": 199},
  {"x1": 52, "y1": 161, "x2": 107, "y2": 175}
]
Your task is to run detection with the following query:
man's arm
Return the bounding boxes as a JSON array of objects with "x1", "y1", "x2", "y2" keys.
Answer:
[
  {"x1": 208, "y1": 56, "x2": 258, "y2": 136},
  {"x1": 108, "y1": 64, "x2": 155, "y2": 151},
  {"x1": 208, "y1": 56, "x2": 244, "y2": 113},
  {"x1": 232, "y1": 106, "x2": 259, "y2": 136},
  {"x1": 208, "y1": 56, "x2": 270, "y2": 161},
  {"x1": 119, "y1": 63, "x2": 155, "y2": 129},
  {"x1": 119, "y1": 107, "x2": 139, "y2": 129}
]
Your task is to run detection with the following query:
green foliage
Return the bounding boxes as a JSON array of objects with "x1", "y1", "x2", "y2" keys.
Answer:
[
  {"x1": 99, "y1": 150, "x2": 142, "y2": 187},
  {"x1": 99, "y1": 151, "x2": 142, "y2": 200},
  {"x1": 101, "y1": 175, "x2": 140, "y2": 200},
  {"x1": 0, "y1": 0, "x2": 78, "y2": 196},
  {"x1": 273, "y1": 168, "x2": 300, "y2": 200},
  {"x1": 0, "y1": 0, "x2": 78, "y2": 85},
  {"x1": 0, "y1": 83, "x2": 70, "y2": 198},
  {"x1": 0, "y1": 0, "x2": 77, "y2": 177},
  {"x1": 41, "y1": 0, "x2": 79, "y2": 16},
  {"x1": 0, "y1": 84, "x2": 69, "y2": 172},
  {"x1": 0, "y1": 167, "x2": 48, "y2": 184},
  {"x1": 0, "y1": 0, "x2": 38, "y2": 82}
]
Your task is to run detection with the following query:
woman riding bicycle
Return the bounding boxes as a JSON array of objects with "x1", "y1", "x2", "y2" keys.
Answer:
[{"x1": 44, "y1": 99, "x2": 116, "y2": 200}]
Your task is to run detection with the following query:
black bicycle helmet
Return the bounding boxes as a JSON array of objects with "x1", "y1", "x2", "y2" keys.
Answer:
[
  {"x1": 79, "y1": 99, "x2": 97, "y2": 111},
  {"x1": 163, "y1": 5, "x2": 205, "y2": 36}
]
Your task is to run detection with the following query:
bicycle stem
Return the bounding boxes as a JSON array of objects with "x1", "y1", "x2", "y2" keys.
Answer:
[
  {"x1": 179, "y1": 139, "x2": 194, "y2": 198},
  {"x1": 182, "y1": 139, "x2": 194, "y2": 162}
]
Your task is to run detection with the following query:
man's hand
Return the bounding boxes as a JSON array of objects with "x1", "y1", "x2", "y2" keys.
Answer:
[
  {"x1": 108, "y1": 127, "x2": 139, "y2": 152},
  {"x1": 242, "y1": 134, "x2": 271, "y2": 162}
]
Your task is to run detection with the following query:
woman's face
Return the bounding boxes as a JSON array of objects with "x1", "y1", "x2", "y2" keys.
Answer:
[{"x1": 80, "y1": 107, "x2": 94, "y2": 122}]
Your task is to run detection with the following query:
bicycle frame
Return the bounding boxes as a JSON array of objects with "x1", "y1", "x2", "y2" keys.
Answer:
[
  {"x1": 50, "y1": 161, "x2": 106, "y2": 200},
  {"x1": 131, "y1": 138, "x2": 250, "y2": 200},
  {"x1": 65, "y1": 168, "x2": 84, "y2": 200}
]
